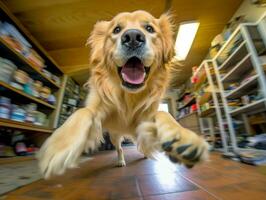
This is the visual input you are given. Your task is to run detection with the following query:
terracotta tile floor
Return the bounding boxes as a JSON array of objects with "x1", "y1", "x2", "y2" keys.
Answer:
[{"x1": 2, "y1": 146, "x2": 266, "y2": 200}]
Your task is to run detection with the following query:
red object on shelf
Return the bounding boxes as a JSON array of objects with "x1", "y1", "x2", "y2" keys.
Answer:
[{"x1": 191, "y1": 104, "x2": 197, "y2": 112}]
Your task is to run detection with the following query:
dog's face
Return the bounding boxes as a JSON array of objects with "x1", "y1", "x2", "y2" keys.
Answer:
[{"x1": 88, "y1": 10, "x2": 174, "y2": 92}]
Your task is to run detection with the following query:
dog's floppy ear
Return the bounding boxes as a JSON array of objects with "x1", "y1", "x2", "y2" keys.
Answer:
[
  {"x1": 158, "y1": 13, "x2": 175, "y2": 63},
  {"x1": 87, "y1": 21, "x2": 110, "y2": 65}
]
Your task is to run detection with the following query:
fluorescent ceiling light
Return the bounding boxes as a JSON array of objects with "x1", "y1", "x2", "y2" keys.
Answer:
[{"x1": 175, "y1": 21, "x2": 200, "y2": 61}]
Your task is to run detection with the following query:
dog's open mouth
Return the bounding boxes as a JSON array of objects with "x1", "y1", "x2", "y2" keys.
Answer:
[{"x1": 118, "y1": 57, "x2": 150, "y2": 89}]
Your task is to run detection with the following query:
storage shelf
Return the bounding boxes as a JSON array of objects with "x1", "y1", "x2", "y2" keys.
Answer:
[
  {"x1": 0, "y1": 155, "x2": 35, "y2": 165},
  {"x1": 0, "y1": 37, "x2": 60, "y2": 89},
  {"x1": 177, "y1": 112, "x2": 197, "y2": 120},
  {"x1": 225, "y1": 75, "x2": 258, "y2": 99},
  {"x1": 218, "y1": 41, "x2": 247, "y2": 71},
  {"x1": 193, "y1": 73, "x2": 207, "y2": 91},
  {"x1": 230, "y1": 99, "x2": 266, "y2": 116},
  {"x1": 211, "y1": 18, "x2": 266, "y2": 153},
  {"x1": 198, "y1": 92, "x2": 212, "y2": 105},
  {"x1": 199, "y1": 107, "x2": 216, "y2": 117},
  {"x1": 215, "y1": 28, "x2": 241, "y2": 60},
  {"x1": 221, "y1": 53, "x2": 252, "y2": 83},
  {"x1": 177, "y1": 91, "x2": 190, "y2": 101},
  {"x1": 0, "y1": 118, "x2": 53, "y2": 133},
  {"x1": 178, "y1": 96, "x2": 195, "y2": 110},
  {"x1": 0, "y1": 81, "x2": 56, "y2": 109}
]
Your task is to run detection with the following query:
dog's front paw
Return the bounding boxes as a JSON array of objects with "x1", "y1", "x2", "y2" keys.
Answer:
[
  {"x1": 117, "y1": 159, "x2": 126, "y2": 167},
  {"x1": 38, "y1": 108, "x2": 95, "y2": 179},
  {"x1": 161, "y1": 129, "x2": 209, "y2": 168},
  {"x1": 38, "y1": 128, "x2": 83, "y2": 179}
]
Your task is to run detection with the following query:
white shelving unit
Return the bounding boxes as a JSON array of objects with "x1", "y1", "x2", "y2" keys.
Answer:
[
  {"x1": 192, "y1": 60, "x2": 229, "y2": 152},
  {"x1": 213, "y1": 14, "x2": 266, "y2": 153}
]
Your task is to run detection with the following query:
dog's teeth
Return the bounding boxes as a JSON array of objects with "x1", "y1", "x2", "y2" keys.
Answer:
[{"x1": 121, "y1": 73, "x2": 126, "y2": 81}]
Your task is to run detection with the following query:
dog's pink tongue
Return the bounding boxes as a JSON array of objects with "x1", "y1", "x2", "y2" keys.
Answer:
[{"x1": 121, "y1": 66, "x2": 145, "y2": 84}]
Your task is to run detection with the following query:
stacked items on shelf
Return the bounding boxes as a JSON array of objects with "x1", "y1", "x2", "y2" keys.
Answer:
[
  {"x1": 248, "y1": 113, "x2": 266, "y2": 138},
  {"x1": 0, "y1": 129, "x2": 39, "y2": 157},
  {"x1": 192, "y1": 65, "x2": 215, "y2": 116},
  {"x1": 191, "y1": 65, "x2": 207, "y2": 91},
  {"x1": 0, "y1": 20, "x2": 60, "y2": 107},
  {"x1": 197, "y1": 85, "x2": 214, "y2": 116},
  {"x1": 209, "y1": 16, "x2": 246, "y2": 59},
  {"x1": 0, "y1": 21, "x2": 61, "y2": 86},
  {"x1": 0, "y1": 57, "x2": 57, "y2": 106},
  {"x1": 58, "y1": 77, "x2": 85, "y2": 126},
  {"x1": 0, "y1": 97, "x2": 47, "y2": 126},
  {"x1": 176, "y1": 92, "x2": 197, "y2": 120},
  {"x1": 176, "y1": 79, "x2": 201, "y2": 135},
  {"x1": 212, "y1": 14, "x2": 266, "y2": 163}
]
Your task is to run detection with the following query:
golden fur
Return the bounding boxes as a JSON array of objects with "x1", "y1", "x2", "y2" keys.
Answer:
[{"x1": 38, "y1": 10, "x2": 208, "y2": 179}]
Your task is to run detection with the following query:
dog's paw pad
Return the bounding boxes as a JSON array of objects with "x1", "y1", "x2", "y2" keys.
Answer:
[
  {"x1": 176, "y1": 144, "x2": 192, "y2": 154},
  {"x1": 182, "y1": 148, "x2": 198, "y2": 160},
  {"x1": 185, "y1": 164, "x2": 194, "y2": 169},
  {"x1": 169, "y1": 155, "x2": 179, "y2": 163},
  {"x1": 162, "y1": 139, "x2": 178, "y2": 152}
]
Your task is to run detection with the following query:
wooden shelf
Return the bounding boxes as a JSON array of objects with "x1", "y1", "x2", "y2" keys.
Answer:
[
  {"x1": 200, "y1": 107, "x2": 216, "y2": 117},
  {"x1": 177, "y1": 91, "x2": 190, "y2": 101},
  {"x1": 0, "y1": 37, "x2": 60, "y2": 89},
  {"x1": 177, "y1": 112, "x2": 197, "y2": 120},
  {"x1": 0, "y1": 155, "x2": 35, "y2": 165},
  {"x1": 193, "y1": 72, "x2": 207, "y2": 92},
  {"x1": 178, "y1": 96, "x2": 196, "y2": 110},
  {"x1": 198, "y1": 92, "x2": 212, "y2": 105},
  {"x1": 0, "y1": 81, "x2": 56, "y2": 109},
  {"x1": 0, "y1": 118, "x2": 53, "y2": 133}
]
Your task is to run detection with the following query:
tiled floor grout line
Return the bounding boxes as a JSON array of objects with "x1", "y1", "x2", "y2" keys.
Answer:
[
  {"x1": 178, "y1": 173, "x2": 223, "y2": 200},
  {"x1": 135, "y1": 176, "x2": 144, "y2": 200},
  {"x1": 131, "y1": 189, "x2": 200, "y2": 200}
]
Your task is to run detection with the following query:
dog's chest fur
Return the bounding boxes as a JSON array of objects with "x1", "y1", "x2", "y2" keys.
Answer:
[{"x1": 102, "y1": 90, "x2": 159, "y2": 135}]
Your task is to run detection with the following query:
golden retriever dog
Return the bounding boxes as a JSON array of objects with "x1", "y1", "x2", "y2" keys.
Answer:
[{"x1": 38, "y1": 10, "x2": 209, "y2": 179}]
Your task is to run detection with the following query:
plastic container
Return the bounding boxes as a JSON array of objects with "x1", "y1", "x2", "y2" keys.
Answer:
[
  {"x1": 11, "y1": 104, "x2": 26, "y2": 122},
  {"x1": 0, "y1": 96, "x2": 11, "y2": 119},
  {"x1": 0, "y1": 57, "x2": 17, "y2": 83}
]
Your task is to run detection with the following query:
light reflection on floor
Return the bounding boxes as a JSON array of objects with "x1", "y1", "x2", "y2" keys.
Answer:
[{"x1": 153, "y1": 153, "x2": 183, "y2": 188}]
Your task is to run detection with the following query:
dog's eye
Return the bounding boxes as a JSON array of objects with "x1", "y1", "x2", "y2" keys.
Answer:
[
  {"x1": 145, "y1": 25, "x2": 155, "y2": 33},
  {"x1": 113, "y1": 26, "x2": 121, "y2": 34}
]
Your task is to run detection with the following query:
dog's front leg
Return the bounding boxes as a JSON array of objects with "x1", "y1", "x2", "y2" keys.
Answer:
[
  {"x1": 109, "y1": 134, "x2": 126, "y2": 167},
  {"x1": 38, "y1": 100, "x2": 104, "y2": 179},
  {"x1": 137, "y1": 111, "x2": 209, "y2": 168}
]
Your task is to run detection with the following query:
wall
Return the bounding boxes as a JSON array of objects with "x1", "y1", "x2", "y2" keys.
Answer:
[
  {"x1": 231, "y1": 0, "x2": 266, "y2": 22},
  {"x1": 163, "y1": 90, "x2": 178, "y2": 117}
]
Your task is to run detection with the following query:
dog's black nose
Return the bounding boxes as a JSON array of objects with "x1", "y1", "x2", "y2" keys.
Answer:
[{"x1": 121, "y1": 29, "x2": 145, "y2": 49}]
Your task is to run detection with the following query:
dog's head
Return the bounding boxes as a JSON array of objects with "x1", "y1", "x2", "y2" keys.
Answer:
[{"x1": 88, "y1": 10, "x2": 174, "y2": 92}]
